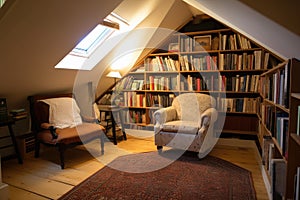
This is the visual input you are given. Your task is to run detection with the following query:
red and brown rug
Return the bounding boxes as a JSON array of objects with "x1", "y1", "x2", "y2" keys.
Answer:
[{"x1": 59, "y1": 151, "x2": 256, "y2": 200}]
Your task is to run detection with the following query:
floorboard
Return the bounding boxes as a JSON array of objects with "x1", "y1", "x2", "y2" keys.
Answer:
[{"x1": 2, "y1": 132, "x2": 269, "y2": 200}]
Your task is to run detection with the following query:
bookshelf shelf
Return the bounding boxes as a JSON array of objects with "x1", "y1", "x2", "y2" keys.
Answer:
[
  {"x1": 291, "y1": 133, "x2": 300, "y2": 146},
  {"x1": 291, "y1": 93, "x2": 300, "y2": 100}
]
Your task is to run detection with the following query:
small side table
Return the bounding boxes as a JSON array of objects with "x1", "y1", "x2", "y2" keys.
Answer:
[
  {"x1": 98, "y1": 105, "x2": 126, "y2": 145},
  {"x1": 0, "y1": 117, "x2": 23, "y2": 164}
]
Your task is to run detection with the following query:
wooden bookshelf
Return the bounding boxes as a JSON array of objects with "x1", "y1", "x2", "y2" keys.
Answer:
[
  {"x1": 111, "y1": 24, "x2": 282, "y2": 136},
  {"x1": 259, "y1": 58, "x2": 300, "y2": 199},
  {"x1": 97, "y1": 17, "x2": 299, "y2": 200},
  {"x1": 285, "y1": 59, "x2": 300, "y2": 199}
]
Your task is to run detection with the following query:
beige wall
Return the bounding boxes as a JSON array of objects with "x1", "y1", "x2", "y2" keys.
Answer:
[
  {"x1": 0, "y1": 0, "x2": 122, "y2": 156},
  {"x1": 239, "y1": 0, "x2": 300, "y2": 36}
]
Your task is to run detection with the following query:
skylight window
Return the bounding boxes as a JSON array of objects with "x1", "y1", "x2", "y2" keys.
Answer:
[
  {"x1": 55, "y1": 12, "x2": 129, "y2": 70},
  {"x1": 0, "y1": 0, "x2": 6, "y2": 8},
  {"x1": 71, "y1": 25, "x2": 115, "y2": 57}
]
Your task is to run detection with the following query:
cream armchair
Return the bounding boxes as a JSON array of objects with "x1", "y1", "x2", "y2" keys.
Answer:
[{"x1": 153, "y1": 93, "x2": 218, "y2": 158}]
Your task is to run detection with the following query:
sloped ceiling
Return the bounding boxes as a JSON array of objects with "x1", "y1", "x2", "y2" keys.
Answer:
[
  {"x1": 183, "y1": 0, "x2": 300, "y2": 60},
  {"x1": 238, "y1": 0, "x2": 300, "y2": 36},
  {"x1": 0, "y1": 0, "x2": 299, "y2": 128}
]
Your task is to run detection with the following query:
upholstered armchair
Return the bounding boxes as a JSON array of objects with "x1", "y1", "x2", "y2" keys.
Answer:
[
  {"x1": 153, "y1": 93, "x2": 218, "y2": 158},
  {"x1": 28, "y1": 93, "x2": 105, "y2": 169}
]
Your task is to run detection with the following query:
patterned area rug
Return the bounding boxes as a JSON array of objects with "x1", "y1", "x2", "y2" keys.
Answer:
[{"x1": 59, "y1": 151, "x2": 256, "y2": 200}]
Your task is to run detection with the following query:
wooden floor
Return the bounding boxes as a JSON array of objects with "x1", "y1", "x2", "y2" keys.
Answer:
[{"x1": 1, "y1": 132, "x2": 269, "y2": 200}]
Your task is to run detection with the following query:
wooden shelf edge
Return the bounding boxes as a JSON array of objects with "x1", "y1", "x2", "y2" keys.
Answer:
[
  {"x1": 291, "y1": 133, "x2": 300, "y2": 146},
  {"x1": 291, "y1": 93, "x2": 300, "y2": 100},
  {"x1": 260, "y1": 60, "x2": 289, "y2": 76},
  {"x1": 221, "y1": 129, "x2": 257, "y2": 135}
]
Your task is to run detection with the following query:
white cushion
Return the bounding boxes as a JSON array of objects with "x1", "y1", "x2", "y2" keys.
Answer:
[
  {"x1": 40, "y1": 97, "x2": 82, "y2": 129},
  {"x1": 162, "y1": 120, "x2": 199, "y2": 135}
]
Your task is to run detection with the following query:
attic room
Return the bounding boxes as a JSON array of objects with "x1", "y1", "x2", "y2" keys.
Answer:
[{"x1": 0, "y1": 0, "x2": 300, "y2": 199}]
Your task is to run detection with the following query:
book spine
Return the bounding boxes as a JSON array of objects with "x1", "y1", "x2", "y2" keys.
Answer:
[{"x1": 297, "y1": 106, "x2": 300, "y2": 135}]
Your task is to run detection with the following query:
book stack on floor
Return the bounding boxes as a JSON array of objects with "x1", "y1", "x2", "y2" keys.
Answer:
[{"x1": 10, "y1": 108, "x2": 28, "y2": 120}]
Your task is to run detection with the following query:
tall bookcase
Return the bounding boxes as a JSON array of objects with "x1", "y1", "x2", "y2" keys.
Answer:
[
  {"x1": 99, "y1": 18, "x2": 300, "y2": 199},
  {"x1": 113, "y1": 28, "x2": 281, "y2": 136},
  {"x1": 285, "y1": 59, "x2": 300, "y2": 199},
  {"x1": 259, "y1": 58, "x2": 300, "y2": 199}
]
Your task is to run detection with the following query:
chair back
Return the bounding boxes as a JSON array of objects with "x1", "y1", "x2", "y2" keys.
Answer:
[
  {"x1": 28, "y1": 93, "x2": 73, "y2": 133},
  {"x1": 171, "y1": 93, "x2": 216, "y2": 122}
]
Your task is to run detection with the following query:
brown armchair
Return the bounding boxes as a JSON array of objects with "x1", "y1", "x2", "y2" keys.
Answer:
[{"x1": 28, "y1": 93, "x2": 105, "y2": 169}]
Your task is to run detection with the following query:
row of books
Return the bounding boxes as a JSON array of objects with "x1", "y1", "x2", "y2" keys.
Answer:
[
  {"x1": 122, "y1": 92, "x2": 260, "y2": 114},
  {"x1": 123, "y1": 92, "x2": 175, "y2": 108},
  {"x1": 261, "y1": 104, "x2": 289, "y2": 156},
  {"x1": 182, "y1": 74, "x2": 260, "y2": 93},
  {"x1": 179, "y1": 33, "x2": 253, "y2": 52},
  {"x1": 148, "y1": 75, "x2": 178, "y2": 91},
  {"x1": 217, "y1": 97, "x2": 258, "y2": 113},
  {"x1": 219, "y1": 51, "x2": 266, "y2": 70},
  {"x1": 123, "y1": 110, "x2": 147, "y2": 124},
  {"x1": 119, "y1": 74, "x2": 260, "y2": 94},
  {"x1": 220, "y1": 33, "x2": 252, "y2": 50},
  {"x1": 180, "y1": 36, "x2": 212, "y2": 52},
  {"x1": 261, "y1": 63, "x2": 290, "y2": 108},
  {"x1": 222, "y1": 74, "x2": 260, "y2": 93},
  {"x1": 262, "y1": 136, "x2": 286, "y2": 199},
  {"x1": 179, "y1": 55, "x2": 218, "y2": 71},
  {"x1": 145, "y1": 56, "x2": 179, "y2": 72},
  {"x1": 116, "y1": 76, "x2": 145, "y2": 91},
  {"x1": 261, "y1": 104, "x2": 276, "y2": 137},
  {"x1": 143, "y1": 53, "x2": 266, "y2": 71}
]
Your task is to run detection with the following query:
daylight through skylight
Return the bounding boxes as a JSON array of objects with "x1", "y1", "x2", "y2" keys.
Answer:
[
  {"x1": 71, "y1": 25, "x2": 115, "y2": 56},
  {"x1": 55, "y1": 12, "x2": 129, "y2": 70}
]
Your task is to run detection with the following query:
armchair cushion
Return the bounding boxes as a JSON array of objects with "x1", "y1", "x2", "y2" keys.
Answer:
[
  {"x1": 162, "y1": 120, "x2": 199, "y2": 135},
  {"x1": 37, "y1": 123, "x2": 104, "y2": 145}
]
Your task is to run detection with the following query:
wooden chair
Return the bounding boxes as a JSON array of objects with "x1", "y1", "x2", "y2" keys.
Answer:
[{"x1": 28, "y1": 93, "x2": 105, "y2": 169}]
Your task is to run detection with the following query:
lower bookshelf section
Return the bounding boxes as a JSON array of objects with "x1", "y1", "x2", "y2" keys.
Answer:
[{"x1": 261, "y1": 135, "x2": 288, "y2": 199}]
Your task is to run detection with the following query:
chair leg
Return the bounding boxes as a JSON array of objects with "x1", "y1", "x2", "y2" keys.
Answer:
[
  {"x1": 58, "y1": 144, "x2": 66, "y2": 169},
  {"x1": 100, "y1": 134, "x2": 104, "y2": 155},
  {"x1": 157, "y1": 146, "x2": 163, "y2": 153},
  {"x1": 34, "y1": 140, "x2": 40, "y2": 158}
]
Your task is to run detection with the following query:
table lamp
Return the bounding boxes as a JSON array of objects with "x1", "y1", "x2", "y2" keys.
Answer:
[{"x1": 106, "y1": 71, "x2": 122, "y2": 85}]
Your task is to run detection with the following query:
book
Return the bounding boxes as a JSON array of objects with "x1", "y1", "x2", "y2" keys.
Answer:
[
  {"x1": 297, "y1": 105, "x2": 300, "y2": 135},
  {"x1": 270, "y1": 159, "x2": 286, "y2": 199},
  {"x1": 262, "y1": 135, "x2": 273, "y2": 166},
  {"x1": 295, "y1": 167, "x2": 300, "y2": 200}
]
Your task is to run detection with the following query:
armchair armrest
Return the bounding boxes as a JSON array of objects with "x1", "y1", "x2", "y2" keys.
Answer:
[
  {"x1": 198, "y1": 108, "x2": 218, "y2": 135},
  {"x1": 41, "y1": 123, "x2": 58, "y2": 139},
  {"x1": 153, "y1": 106, "x2": 177, "y2": 134}
]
